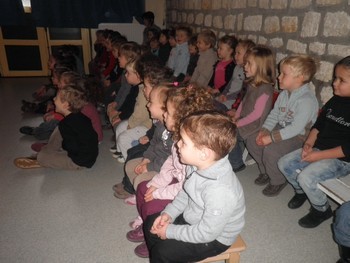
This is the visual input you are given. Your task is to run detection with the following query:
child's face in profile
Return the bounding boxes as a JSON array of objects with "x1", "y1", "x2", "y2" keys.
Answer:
[
  {"x1": 53, "y1": 91, "x2": 68, "y2": 115},
  {"x1": 125, "y1": 67, "x2": 140, "y2": 85},
  {"x1": 146, "y1": 89, "x2": 165, "y2": 122},
  {"x1": 58, "y1": 76, "x2": 69, "y2": 89},
  {"x1": 176, "y1": 30, "x2": 189, "y2": 45},
  {"x1": 177, "y1": 128, "x2": 200, "y2": 166},
  {"x1": 169, "y1": 37, "x2": 176, "y2": 47},
  {"x1": 159, "y1": 34, "x2": 168, "y2": 45},
  {"x1": 143, "y1": 78, "x2": 153, "y2": 100},
  {"x1": 188, "y1": 44, "x2": 198, "y2": 55},
  {"x1": 244, "y1": 55, "x2": 257, "y2": 79},
  {"x1": 217, "y1": 42, "x2": 233, "y2": 61},
  {"x1": 333, "y1": 65, "x2": 350, "y2": 97},
  {"x1": 150, "y1": 39, "x2": 159, "y2": 50},
  {"x1": 147, "y1": 31, "x2": 155, "y2": 42},
  {"x1": 278, "y1": 64, "x2": 304, "y2": 92},
  {"x1": 48, "y1": 56, "x2": 56, "y2": 71},
  {"x1": 104, "y1": 39, "x2": 112, "y2": 51},
  {"x1": 111, "y1": 47, "x2": 119, "y2": 59},
  {"x1": 118, "y1": 54, "x2": 128, "y2": 68},
  {"x1": 234, "y1": 44, "x2": 246, "y2": 66},
  {"x1": 196, "y1": 37, "x2": 211, "y2": 52},
  {"x1": 163, "y1": 101, "x2": 176, "y2": 132},
  {"x1": 51, "y1": 72, "x2": 59, "y2": 86}
]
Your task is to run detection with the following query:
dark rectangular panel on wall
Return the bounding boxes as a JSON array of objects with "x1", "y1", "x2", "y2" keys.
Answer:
[
  {"x1": 1, "y1": 25, "x2": 38, "y2": 40},
  {"x1": 5, "y1": 45, "x2": 42, "y2": 70},
  {"x1": 49, "y1": 28, "x2": 81, "y2": 40}
]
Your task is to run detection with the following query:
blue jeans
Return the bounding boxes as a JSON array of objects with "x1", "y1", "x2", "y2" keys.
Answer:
[
  {"x1": 278, "y1": 148, "x2": 350, "y2": 212},
  {"x1": 228, "y1": 135, "x2": 245, "y2": 170},
  {"x1": 334, "y1": 201, "x2": 350, "y2": 247}
]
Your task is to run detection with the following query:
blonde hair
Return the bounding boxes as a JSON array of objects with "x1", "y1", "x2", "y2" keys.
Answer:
[
  {"x1": 198, "y1": 30, "x2": 217, "y2": 48},
  {"x1": 150, "y1": 85, "x2": 172, "y2": 112},
  {"x1": 59, "y1": 84, "x2": 87, "y2": 113},
  {"x1": 279, "y1": 54, "x2": 318, "y2": 83},
  {"x1": 118, "y1": 41, "x2": 141, "y2": 63},
  {"x1": 245, "y1": 45, "x2": 276, "y2": 87},
  {"x1": 180, "y1": 111, "x2": 237, "y2": 160}
]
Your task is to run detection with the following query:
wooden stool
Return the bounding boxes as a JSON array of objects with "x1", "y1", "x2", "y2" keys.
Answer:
[{"x1": 197, "y1": 235, "x2": 246, "y2": 263}]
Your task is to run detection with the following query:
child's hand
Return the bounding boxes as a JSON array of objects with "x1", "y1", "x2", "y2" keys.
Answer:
[
  {"x1": 103, "y1": 79, "x2": 111, "y2": 88},
  {"x1": 151, "y1": 213, "x2": 171, "y2": 239},
  {"x1": 218, "y1": 94, "x2": 227, "y2": 102},
  {"x1": 134, "y1": 158, "x2": 150, "y2": 175},
  {"x1": 261, "y1": 135, "x2": 272, "y2": 146},
  {"x1": 139, "y1": 136, "x2": 150, "y2": 145},
  {"x1": 107, "y1": 101, "x2": 117, "y2": 115},
  {"x1": 135, "y1": 163, "x2": 148, "y2": 175},
  {"x1": 226, "y1": 109, "x2": 236, "y2": 118},
  {"x1": 144, "y1": 186, "x2": 157, "y2": 202},
  {"x1": 35, "y1": 86, "x2": 47, "y2": 98},
  {"x1": 301, "y1": 143, "x2": 314, "y2": 161},
  {"x1": 183, "y1": 75, "x2": 191, "y2": 84},
  {"x1": 301, "y1": 150, "x2": 321, "y2": 163},
  {"x1": 43, "y1": 111, "x2": 55, "y2": 122},
  {"x1": 46, "y1": 102, "x2": 54, "y2": 112}
]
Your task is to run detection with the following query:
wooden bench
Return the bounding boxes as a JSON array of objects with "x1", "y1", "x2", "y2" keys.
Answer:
[
  {"x1": 317, "y1": 175, "x2": 350, "y2": 205},
  {"x1": 197, "y1": 235, "x2": 246, "y2": 263}
]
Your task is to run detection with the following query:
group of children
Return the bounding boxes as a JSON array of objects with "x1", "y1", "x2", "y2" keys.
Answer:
[{"x1": 14, "y1": 20, "x2": 350, "y2": 262}]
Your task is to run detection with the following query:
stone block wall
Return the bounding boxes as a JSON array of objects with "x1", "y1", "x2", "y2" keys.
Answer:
[{"x1": 165, "y1": 0, "x2": 350, "y2": 104}]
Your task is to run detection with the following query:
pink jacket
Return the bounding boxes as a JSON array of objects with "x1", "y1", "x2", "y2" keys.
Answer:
[
  {"x1": 146, "y1": 145, "x2": 186, "y2": 200},
  {"x1": 81, "y1": 103, "x2": 103, "y2": 142}
]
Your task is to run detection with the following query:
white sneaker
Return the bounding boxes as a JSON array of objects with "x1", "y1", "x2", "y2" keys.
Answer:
[
  {"x1": 117, "y1": 156, "x2": 125, "y2": 163},
  {"x1": 109, "y1": 145, "x2": 117, "y2": 153}
]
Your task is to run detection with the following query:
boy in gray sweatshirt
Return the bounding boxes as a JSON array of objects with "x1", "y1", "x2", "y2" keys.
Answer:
[{"x1": 143, "y1": 111, "x2": 245, "y2": 262}]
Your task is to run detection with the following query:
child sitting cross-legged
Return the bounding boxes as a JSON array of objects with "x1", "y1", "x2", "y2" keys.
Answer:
[
  {"x1": 143, "y1": 111, "x2": 245, "y2": 263},
  {"x1": 14, "y1": 84, "x2": 99, "y2": 170},
  {"x1": 128, "y1": 86, "x2": 216, "y2": 258}
]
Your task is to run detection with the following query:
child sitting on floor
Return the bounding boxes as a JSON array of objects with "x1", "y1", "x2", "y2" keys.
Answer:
[
  {"x1": 144, "y1": 111, "x2": 245, "y2": 262},
  {"x1": 15, "y1": 84, "x2": 98, "y2": 170}
]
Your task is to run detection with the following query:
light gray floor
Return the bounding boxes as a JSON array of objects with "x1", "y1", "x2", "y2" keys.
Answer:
[{"x1": 0, "y1": 77, "x2": 340, "y2": 263}]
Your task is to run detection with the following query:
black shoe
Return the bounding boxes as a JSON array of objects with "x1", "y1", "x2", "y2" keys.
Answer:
[
  {"x1": 288, "y1": 193, "x2": 307, "y2": 209},
  {"x1": 298, "y1": 206, "x2": 333, "y2": 228},
  {"x1": 337, "y1": 245, "x2": 350, "y2": 263},
  {"x1": 19, "y1": 126, "x2": 34, "y2": 135},
  {"x1": 233, "y1": 164, "x2": 246, "y2": 173}
]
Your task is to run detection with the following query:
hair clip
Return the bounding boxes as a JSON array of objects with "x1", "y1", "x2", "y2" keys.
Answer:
[{"x1": 173, "y1": 81, "x2": 179, "y2": 87}]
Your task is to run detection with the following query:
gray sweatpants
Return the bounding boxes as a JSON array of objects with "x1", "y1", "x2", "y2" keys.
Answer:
[{"x1": 246, "y1": 132, "x2": 304, "y2": 185}]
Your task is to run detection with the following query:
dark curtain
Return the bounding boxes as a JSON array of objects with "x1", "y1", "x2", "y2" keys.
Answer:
[
  {"x1": 31, "y1": 0, "x2": 144, "y2": 28},
  {"x1": 0, "y1": 0, "x2": 26, "y2": 26}
]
